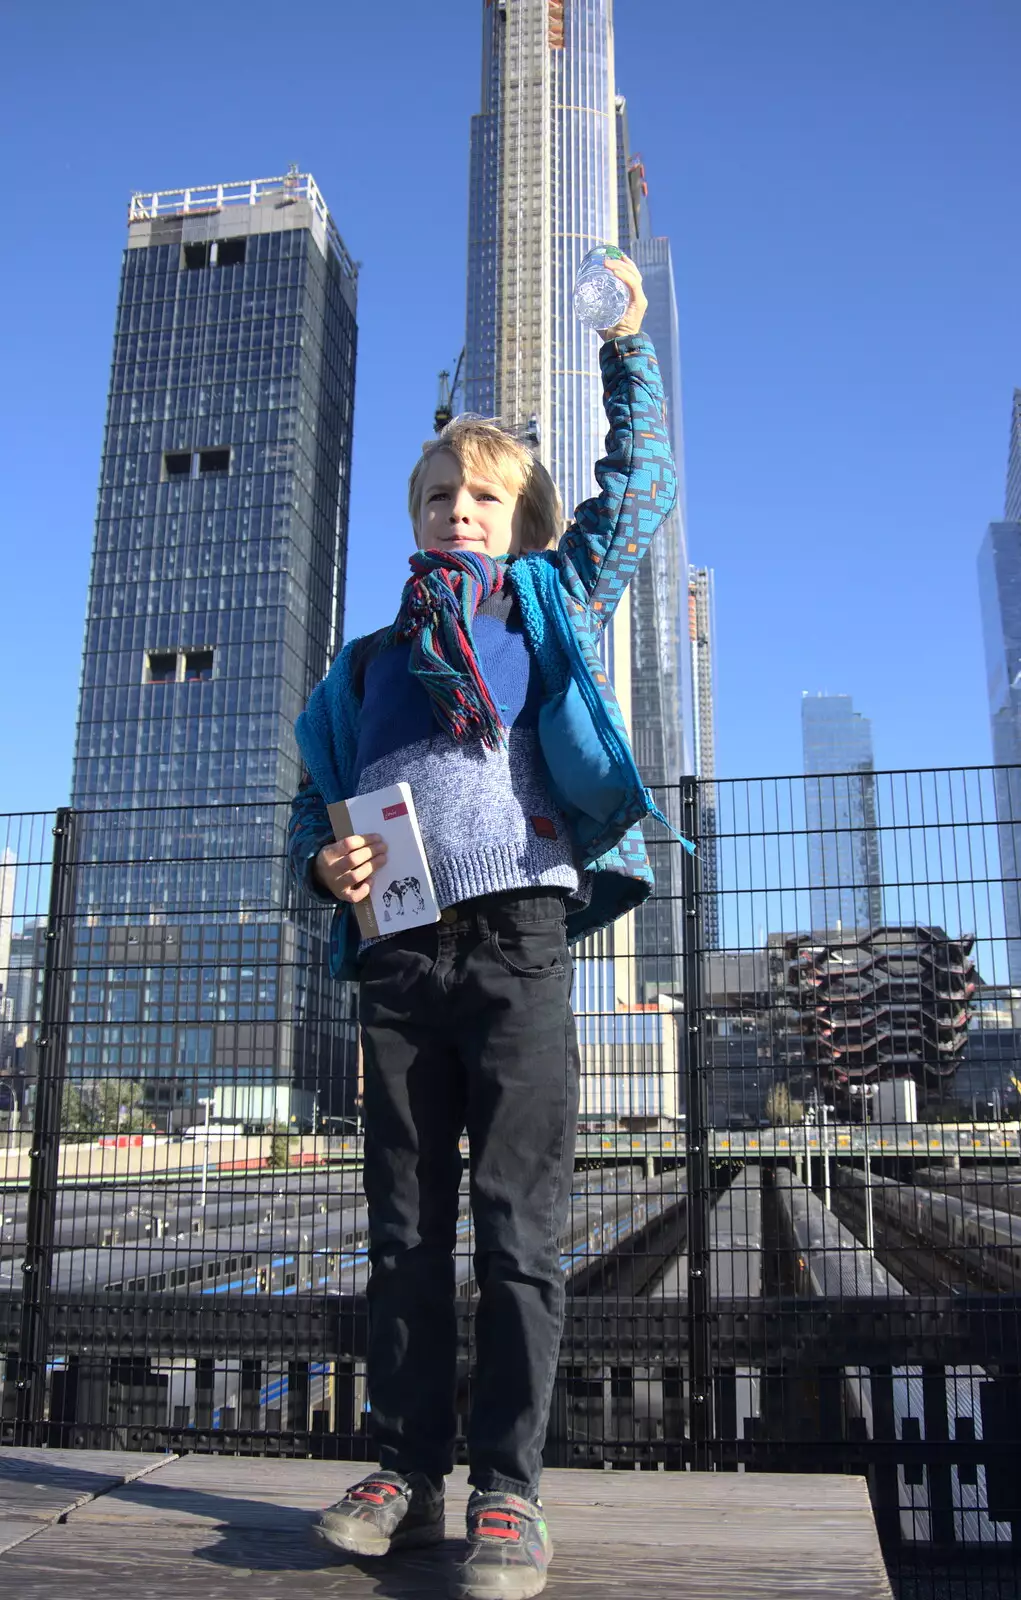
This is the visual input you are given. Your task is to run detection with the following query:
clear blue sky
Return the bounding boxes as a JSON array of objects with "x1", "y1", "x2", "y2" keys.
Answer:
[{"x1": 1, "y1": 0, "x2": 1018, "y2": 814}]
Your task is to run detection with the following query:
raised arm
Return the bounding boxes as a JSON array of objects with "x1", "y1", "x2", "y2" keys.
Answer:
[{"x1": 557, "y1": 257, "x2": 678, "y2": 627}]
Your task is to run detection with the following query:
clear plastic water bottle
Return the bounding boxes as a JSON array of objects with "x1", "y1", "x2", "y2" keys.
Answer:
[{"x1": 573, "y1": 245, "x2": 630, "y2": 331}]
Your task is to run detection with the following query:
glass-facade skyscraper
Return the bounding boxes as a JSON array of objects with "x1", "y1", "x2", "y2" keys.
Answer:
[
  {"x1": 67, "y1": 173, "x2": 359, "y2": 1125},
  {"x1": 979, "y1": 389, "x2": 1021, "y2": 987},
  {"x1": 617, "y1": 129, "x2": 694, "y2": 990},
  {"x1": 801, "y1": 693, "x2": 883, "y2": 935},
  {"x1": 465, "y1": 2, "x2": 694, "y2": 998},
  {"x1": 73, "y1": 172, "x2": 356, "y2": 814}
]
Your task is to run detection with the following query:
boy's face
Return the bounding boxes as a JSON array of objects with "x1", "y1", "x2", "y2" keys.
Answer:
[{"x1": 415, "y1": 450, "x2": 522, "y2": 558}]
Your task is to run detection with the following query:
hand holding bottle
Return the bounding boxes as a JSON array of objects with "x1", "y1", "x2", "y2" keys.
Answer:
[{"x1": 573, "y1": 247, "x2": 647, "y2": 340}]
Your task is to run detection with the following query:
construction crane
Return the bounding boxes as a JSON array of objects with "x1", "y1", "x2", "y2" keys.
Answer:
[{"x1": 434, "y1": 347, "x2": 466, "y2": 434}]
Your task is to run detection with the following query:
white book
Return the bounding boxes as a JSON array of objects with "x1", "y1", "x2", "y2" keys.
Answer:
[{"x1": 327, "y1": 783, "x2": 440, "y2": 941}]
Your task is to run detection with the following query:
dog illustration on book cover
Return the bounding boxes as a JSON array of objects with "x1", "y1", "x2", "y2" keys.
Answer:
[{"x1": 381, "y1": 876, "x2": 426, "y2": 922}]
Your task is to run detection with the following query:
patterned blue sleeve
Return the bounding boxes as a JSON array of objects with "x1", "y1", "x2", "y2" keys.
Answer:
[
  {"x1": 287, "y1": 775, "x2": 338, "y2": 904},
  {"x1": 557, "y1": 333, "x2": 677, "y2": 627}
]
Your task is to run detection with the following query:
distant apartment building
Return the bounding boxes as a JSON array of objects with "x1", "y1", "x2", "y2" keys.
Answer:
[
  {"x1": 574, "y1": 958, "x2": 680, "y2": 1124},
  {"x1": 801, "y1": 693, "x2": 883, "y2": 935},
  {"x1": 68, "y1": 172, "x2": 358, "y2": 1125},
  {"x1": 979, "y1": 389, "x2": 1021, "y2": 987}
]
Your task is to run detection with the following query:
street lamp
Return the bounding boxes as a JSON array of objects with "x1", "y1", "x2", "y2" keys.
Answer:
[
  {"x1": 803, "y1": 1095, "x2": 816, "y2": 1191},
  {"x1": 198, "y1": 1096, "x2": 212, "y2": 1210},
  {"x1": 862, "y1": 1099, "x2": 875, "y2": 1254},
  {"x1": 4, "y1": 1094, "x2": 19, "y2": 1154}
]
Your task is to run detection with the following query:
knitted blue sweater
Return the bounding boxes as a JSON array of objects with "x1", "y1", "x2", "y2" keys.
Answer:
[{"x1": 352, "y1": 585, "x2": 583, "y2": 910}]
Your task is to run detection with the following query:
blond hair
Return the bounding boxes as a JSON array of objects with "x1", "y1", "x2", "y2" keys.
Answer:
[{"x1": 407, "y1": 418, "x2": 564, "y2": 552}]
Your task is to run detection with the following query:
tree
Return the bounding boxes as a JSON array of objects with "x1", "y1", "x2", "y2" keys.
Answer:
[
  {"x1": 85, "y1": 1079, "x2": 148, "y2": 1133},
  {"x1": 60, "y1": 1081, "x2": 91, "y2": 1134},
  {"x1": 60, "y1": 1078, "x2": 149, "y2": 1135},
  {"x1": 269, "y1": 1121, "x2": 294, "y2": 1169},
  {"x1": 764, "y1": 1081, "x2": 804, "y2": 1126}
]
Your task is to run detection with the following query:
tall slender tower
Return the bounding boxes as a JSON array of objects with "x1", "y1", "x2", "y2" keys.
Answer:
[
  {"x1": 801, "y1": 694, "x2": 883, "y2": 935},
  {"x1": 1005, "y1": 390, "x2": 1021, "y2": 520},
  {"x1": 978, "y1": 389, "x2": 1021, "y2": 987},
  {"x1": 466, "y1": 0, "x2": 630, "y2": 692},
  {"x1": 465, "y1": 3, "x2": 694, "y2": 1001},
  {"x1": 68, "y1": 173, "x2": 359, "y2": 1125}
]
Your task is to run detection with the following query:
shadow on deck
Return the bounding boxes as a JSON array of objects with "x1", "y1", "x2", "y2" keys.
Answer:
[{"x1": 0, "y1": 1448, "x2": 892, "y2": 1597}]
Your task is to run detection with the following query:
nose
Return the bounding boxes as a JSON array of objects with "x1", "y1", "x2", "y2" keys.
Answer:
[{"x1": 449, "y1": 487, "x2": 474, "y2": 523}]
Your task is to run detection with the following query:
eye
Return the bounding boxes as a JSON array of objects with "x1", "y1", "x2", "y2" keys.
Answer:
[{"x1": 426, "y1": 490, "x2": 448, "y2": 503}]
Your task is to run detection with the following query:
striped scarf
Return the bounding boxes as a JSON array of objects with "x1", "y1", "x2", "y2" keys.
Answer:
[{"x1": 384, "y1": 549, "x2": 507, "y2": 747}]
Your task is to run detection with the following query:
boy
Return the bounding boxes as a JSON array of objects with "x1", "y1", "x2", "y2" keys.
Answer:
[{"x1": 288, "y1": 254, "x2": 679, "y2": 1599}]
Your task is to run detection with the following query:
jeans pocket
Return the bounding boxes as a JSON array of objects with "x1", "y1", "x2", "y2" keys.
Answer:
[
  {"x1": 358, "y1": 930, "x2": 435, "y2": 1006},
  {"x1": 489, "y1": 920, "x2": 567, "y2": 980}
]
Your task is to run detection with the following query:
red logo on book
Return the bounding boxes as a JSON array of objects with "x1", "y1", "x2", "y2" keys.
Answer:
[
  {"x1": 382, "y1": 802, "x2": 409, "y2": 821},
  {"x1": 531, "y1": 816, "x2": 557, "y2": 840}
]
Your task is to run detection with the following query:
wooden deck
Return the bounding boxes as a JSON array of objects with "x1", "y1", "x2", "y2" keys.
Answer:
[{"x1": 0, "y1": 1448, "x2": 893, "y2": 1598}]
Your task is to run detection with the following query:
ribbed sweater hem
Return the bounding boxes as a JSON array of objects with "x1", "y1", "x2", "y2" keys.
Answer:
[{"x1": 432, "y1": 845, "x2": 580, "y2": 911}]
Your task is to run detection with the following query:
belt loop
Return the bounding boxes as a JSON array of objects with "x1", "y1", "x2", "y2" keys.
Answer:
[{"x1": 476, "y1": 901, "x2": 490, "y2": 940}]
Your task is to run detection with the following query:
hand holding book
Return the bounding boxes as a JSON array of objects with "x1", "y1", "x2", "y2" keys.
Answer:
[
  {"x1": 324, "y1": 784, "x2": 440, "y2": 941},
  {"x1": 313, "y1": 833, "x2": 388, "y2": 904}
]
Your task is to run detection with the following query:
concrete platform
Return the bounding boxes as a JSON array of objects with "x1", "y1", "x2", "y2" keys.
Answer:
[{"x1": 0, "y1": 1449, "x2": 893, "y2": 1597}]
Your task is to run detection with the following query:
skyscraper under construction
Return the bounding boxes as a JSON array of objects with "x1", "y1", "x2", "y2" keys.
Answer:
[{"x1": 465, "y1": 0, "x2": 694, "y2": 996}]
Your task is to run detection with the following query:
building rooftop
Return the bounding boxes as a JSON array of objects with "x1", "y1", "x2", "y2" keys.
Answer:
[{"x1": 128, "y1": 170, "x2": 356, "y2": 279}]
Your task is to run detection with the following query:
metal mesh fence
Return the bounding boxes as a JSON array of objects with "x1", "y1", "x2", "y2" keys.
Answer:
[
  {"x1": 1, "y1": 774, "x2": 1019, "y2": 1595},
  {"x1": 688, "y1": 770, "x2": 1021, "y2": 1599}
]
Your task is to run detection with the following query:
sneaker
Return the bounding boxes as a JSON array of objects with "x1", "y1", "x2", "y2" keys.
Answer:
[
  {"x1": 457, "y1": 1491, "x2": 553, "y2": 1600},
  {"x1": 311, "y1": 1469, "x2": 445, "y2": 1558}
]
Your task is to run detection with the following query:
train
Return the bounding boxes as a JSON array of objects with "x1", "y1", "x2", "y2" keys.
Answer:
[
  {"x1": 0, "y1": 1170, "x2": 687, "y2": 1440},
  {"x1": 836, "y1": 1167, "x2": 1021, "y2": 1295}
]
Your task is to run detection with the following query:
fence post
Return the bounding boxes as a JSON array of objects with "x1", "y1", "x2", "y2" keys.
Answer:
[
  {"x1": 680, "y1": 777, "x2": 714, "y2": 1468},
  {"x1": 15, "y1": 807, "x2": 76, "y2": 1445}
]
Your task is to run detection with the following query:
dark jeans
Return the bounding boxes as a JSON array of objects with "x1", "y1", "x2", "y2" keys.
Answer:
[{"x1": 357, "y1": 889, "x2": 580, "y2": 1500}]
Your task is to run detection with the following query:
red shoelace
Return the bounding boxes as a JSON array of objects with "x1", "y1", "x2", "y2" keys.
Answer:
[
  {"x1": 474, "y1": 1509, "x2": 523, "y2": 1542},
  {"x1": 349, "y1": 1480, "x2": 402, "y2": 1506}
]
